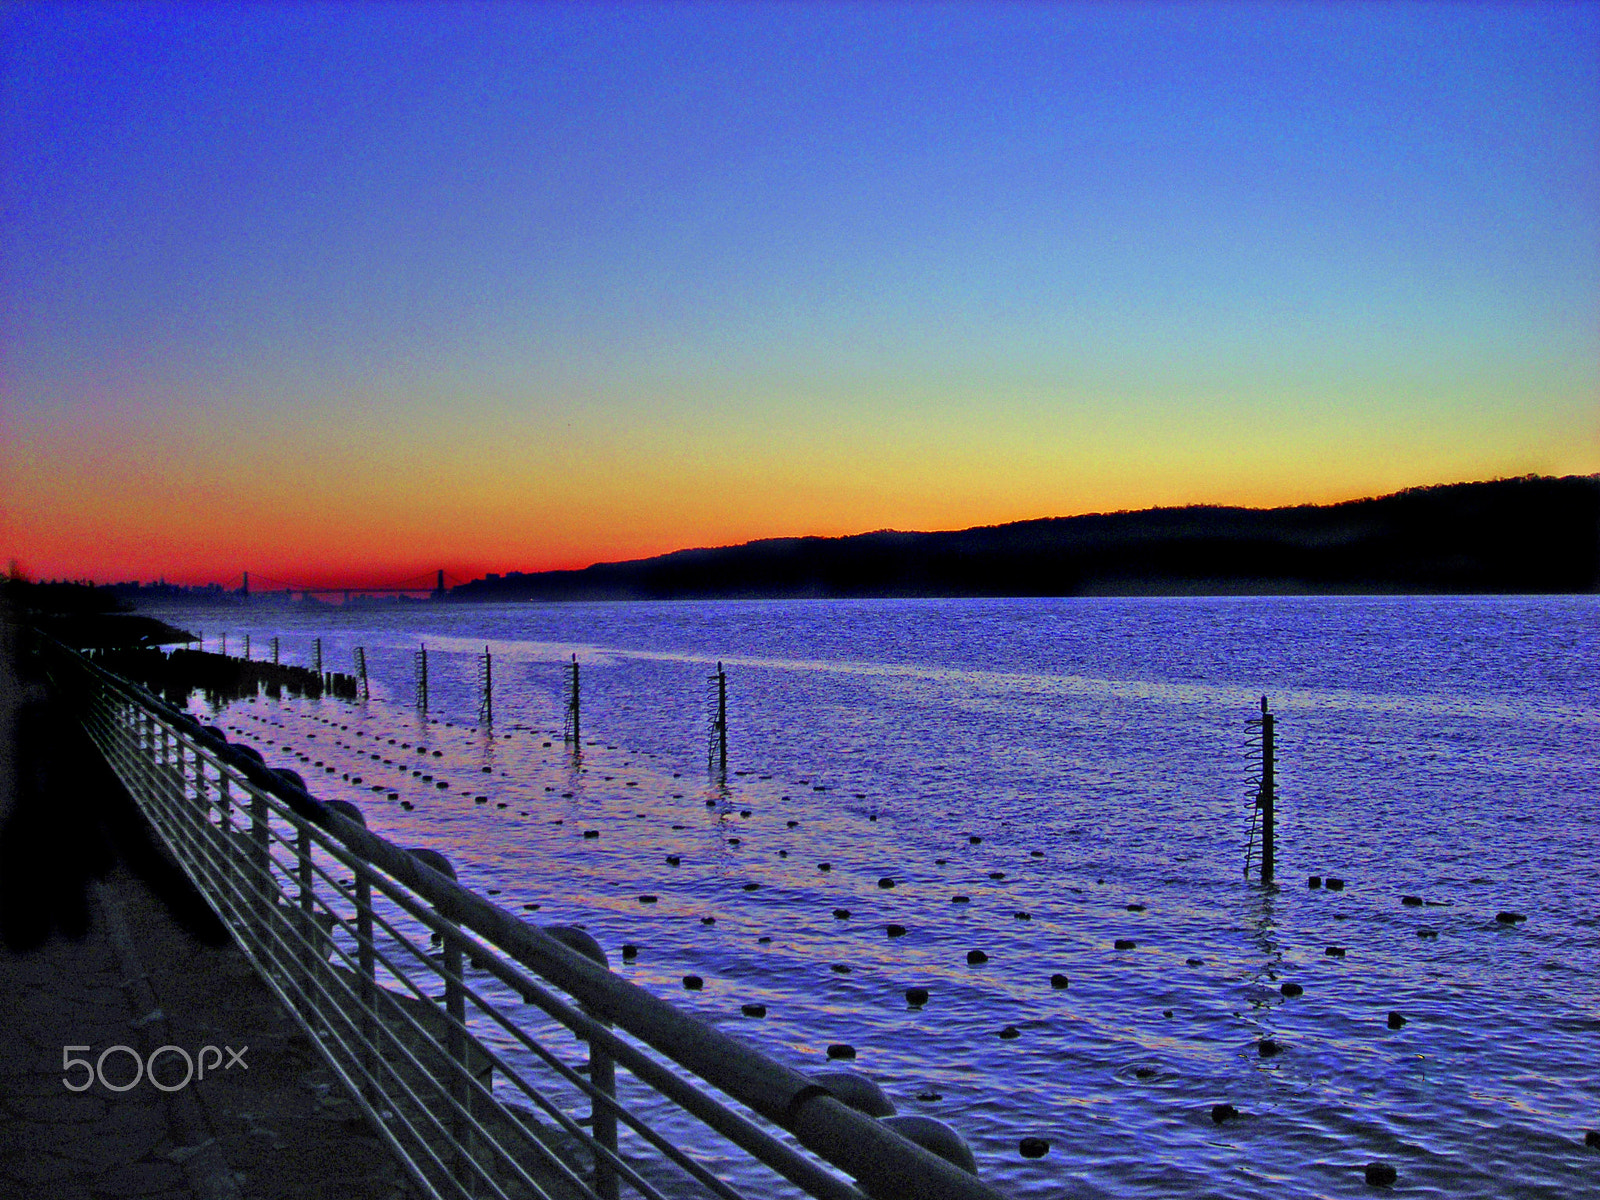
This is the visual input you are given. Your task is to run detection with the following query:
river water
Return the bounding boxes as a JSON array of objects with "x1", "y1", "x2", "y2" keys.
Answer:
[{"x1": 143, "y1": 596, "x2": 1600, "y2": 1199}]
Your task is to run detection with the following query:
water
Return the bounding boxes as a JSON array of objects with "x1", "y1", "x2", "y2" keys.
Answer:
[{"x1": 146, "y1": 596, "x2": 1600, "y2": 1199}]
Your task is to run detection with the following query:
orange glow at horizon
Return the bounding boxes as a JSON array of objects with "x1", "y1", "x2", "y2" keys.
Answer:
[{"x1": 10, "y1": 397, "x2": 1587, "y2": 587}]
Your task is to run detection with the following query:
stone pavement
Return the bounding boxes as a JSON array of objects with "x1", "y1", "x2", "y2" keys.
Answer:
[
  {"x1": 0, "y1": 873, "x2": 191, "y2": 1200},
  {"x1": 1, "y1": 621, "x2": 420, "y2": 1200},
  {"x1": 0, "y1": 865, "x2": 420, "y2": 1200}
]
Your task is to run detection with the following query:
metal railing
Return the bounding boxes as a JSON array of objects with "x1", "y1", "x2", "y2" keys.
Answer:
[{"x1": 50, "y1": 641, "x2": 1007, "y2": 1200}]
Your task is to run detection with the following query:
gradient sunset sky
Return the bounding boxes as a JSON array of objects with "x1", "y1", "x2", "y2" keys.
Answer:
[{"x1": 4, "y1": 3, "x2": 1597, "y2": 586}]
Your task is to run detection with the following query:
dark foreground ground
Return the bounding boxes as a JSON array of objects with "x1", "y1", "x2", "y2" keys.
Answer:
[
  {"x1": 0, "y1": 867, "x2": 416, "y2": 1200},
  {"x1": 0, "y1": 620, "x2": 416, "y2": 1200}
]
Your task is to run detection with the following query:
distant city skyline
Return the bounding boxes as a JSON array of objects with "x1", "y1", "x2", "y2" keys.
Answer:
[{"x1": 4, "y1": 3, "x2": 1597, "y2": 586}]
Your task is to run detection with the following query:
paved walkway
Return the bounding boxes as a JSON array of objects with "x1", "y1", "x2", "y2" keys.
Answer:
[
  {"x1": 0, "y1": 865, "x2": 419, "y2": 1200},
  {"x1": 1, "y1": 624, "x2": 420, "y2": 1199}
]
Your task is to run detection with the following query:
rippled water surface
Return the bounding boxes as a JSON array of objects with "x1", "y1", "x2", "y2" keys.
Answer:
[{"x1": 150, "y1": 596, "x2": 1600, "y2": 1199}]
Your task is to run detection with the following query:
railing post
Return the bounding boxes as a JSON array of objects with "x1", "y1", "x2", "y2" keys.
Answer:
[
  {"x1": 356, "y1": 863, "x2": 378, "y2": 1105},
  {"x1": 141, "y1": 711, "x2": 156, "y2": 796},
  {"x1": 216, "y1": 772, "x2": 237, "y2": 916},
  {"x1": 591, "y1": 1035, "x2": 619, "y2": 1199},
  {"x1": 545, "y1": 926, "x2": 618, "y2": 1199},
  {"x1": 171, "y1": 726, "x2": 184, "y2": 802},
  {"x1": 192, "y1": 736, "x2": 205, "y2": 813},
  {"x1": 443, "y1": 930, "x2": 474, "y2": 1192},
  {"x1": 298, "y1": 821, "x2": 316, "y2": 1021},
  {"x1": 250, "y1": 784, "x2": 272, "y2": 947}
]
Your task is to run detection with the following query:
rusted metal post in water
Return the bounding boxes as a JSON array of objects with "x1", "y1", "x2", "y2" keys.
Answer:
[
  {"x1": 354, "y1": 646, "x2": 368, "y2": 701},
  {"x1": 271, "y1": 635, "x2": 280, "y2": 665},
  {"x1": 415, "y1": 644, "x2": 429, "y2": 713},
  {"x1": 477, "y1": 645, "x2": 492, "y2": 726},
  {"x1": 313, "y1": 637, "x2": 322, "y2": 676}
]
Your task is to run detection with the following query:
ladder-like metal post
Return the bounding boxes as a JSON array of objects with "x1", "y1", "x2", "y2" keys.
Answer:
[
  {"x1": 564, "y1": 655, "x2": 580, "y2": 747},
  {"x1": 710, "y1": 662, "x2": 728, "y2": 775},
  {"x1": 1260, "y1": 697, "x2": 1276, "y2": 886},
  {"x1": 477, "y1": 646, "x2": 492, "y2": 726}
]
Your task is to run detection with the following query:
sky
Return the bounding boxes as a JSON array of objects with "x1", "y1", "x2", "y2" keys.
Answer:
[{"x1": 3, "y1": 2, "x2": 1597, "y2": 587}]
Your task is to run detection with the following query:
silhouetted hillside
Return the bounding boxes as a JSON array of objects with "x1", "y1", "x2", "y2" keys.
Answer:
[{"x1": 452, "y1": 476, "x2": 1600, "y2": 601}]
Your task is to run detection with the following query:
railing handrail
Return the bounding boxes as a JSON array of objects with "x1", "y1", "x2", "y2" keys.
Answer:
[{"x1": 54, "y1": 639, "x2": 1009, "y2": 1200}]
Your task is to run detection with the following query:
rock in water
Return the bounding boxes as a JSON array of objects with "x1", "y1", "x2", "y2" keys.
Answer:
[
  {"x1": 1019, "y1": 1136, "x2": 1050, "y2": 1158},
  {"x1": 1364, "y1": 1162, "x2": 1398, "y2": 1187}
]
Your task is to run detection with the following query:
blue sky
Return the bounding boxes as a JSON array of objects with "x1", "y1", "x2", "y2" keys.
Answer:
[{"x1": 3, "y1": 3, "x2": 1596, "y2": 581}]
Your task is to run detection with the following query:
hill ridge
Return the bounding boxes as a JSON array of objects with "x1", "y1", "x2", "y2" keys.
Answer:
[{"x1": 452, "y1": 475, "x2": 1600, "y2": 600}]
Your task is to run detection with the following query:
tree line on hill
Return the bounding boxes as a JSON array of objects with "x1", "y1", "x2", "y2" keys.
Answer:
[{"x1": 450, "y1": 475, "x2": 1600, "y2": 601}]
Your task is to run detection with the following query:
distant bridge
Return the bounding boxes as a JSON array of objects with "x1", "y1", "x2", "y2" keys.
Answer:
[{"x1": 220, "y1": 569, "x2": 469, "y2": 600}]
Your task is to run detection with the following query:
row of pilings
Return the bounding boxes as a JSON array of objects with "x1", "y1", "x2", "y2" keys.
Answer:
[{"x1": 87, "y1": 647, "x2": 359, "y2": 708}]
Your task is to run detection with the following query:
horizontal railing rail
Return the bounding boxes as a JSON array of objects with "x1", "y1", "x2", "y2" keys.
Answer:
[{"x1": 45, "y1": 637, "x2": 1008, "y2": 1200}]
